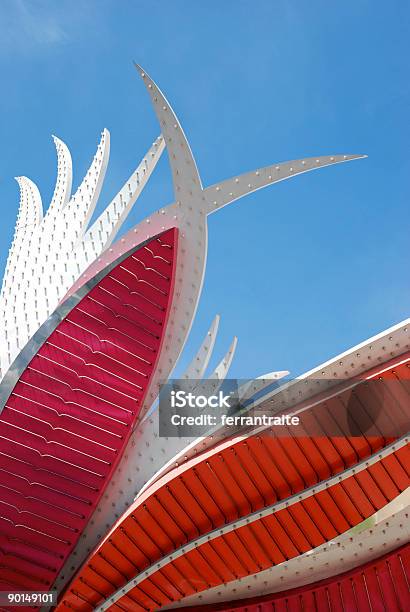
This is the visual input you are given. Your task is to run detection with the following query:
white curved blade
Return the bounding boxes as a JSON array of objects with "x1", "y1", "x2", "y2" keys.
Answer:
[
  {"x1": 181, "y1": 314, "x2": 220, "y2": 386},
  {"x1": 204, "y1": 154, "x2": 366, "y2": 214},
  {"x1": 199, "y1": 335, "x2": 238, "y2": 396},
  {"x1": 14, "y1": 176, "x2": 43, "y2": 230},
  {"x1": 45, "y1": 135, "x2": 73, "y2": 218},
  {"x1": 134, "y1": 63, "x2": 203, "y2": 198},
  {"x1": 63, "y1": 128, "x2": 110, "y2": 242},
  {"x1": 208, "y1": 335, "x2": 237, "y2": 381},
  {"x1": 82, "y1": 135, "x2": 165, "y2": 257},
  {"x1": 3, "y1": 176, "x2": 43, "y2": 292}
]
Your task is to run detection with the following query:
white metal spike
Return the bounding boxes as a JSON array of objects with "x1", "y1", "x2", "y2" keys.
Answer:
[
  {"x1": 207, "y1": 335, "x2": 237, "y2": 381},
  {"x1": 47, "y1": 135, "x2": 73, "y2": 216},
  {"x1": 181, "y1": 315, "x2": 220, "y2": 385},
  {"x1": 134, "y1": 63, "x2": 203, "y2": 198},
  {"x1": 14, "y1": 176, "x2": 43, "y2": 228},
  {"x1": 204, "y1": 154, "x2": 367, "y2": 215},
  {"x1": 63, "y1": 128, "x2": 110, "y2": 241},
  {"x1": 83, "y1": 135, "x2": 165, "y2": 254}
]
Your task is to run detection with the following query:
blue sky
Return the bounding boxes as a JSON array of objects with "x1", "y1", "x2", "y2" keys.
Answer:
[{"x1": 1, "y1": 1, "x2": 409, "y2": 379}]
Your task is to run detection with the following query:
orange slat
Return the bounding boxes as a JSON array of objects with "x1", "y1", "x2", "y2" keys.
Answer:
[
  {"x1": 136, "y1": 505, "x2": 176, "y2": 554},
  {"x1": 367, "y1": 461, "x2": 400, "y2": 501},
  {"x1": 144, "y1": 495, "x2": 187, "y2": 548},
  {"x1": 172, "y1": 553, "x2": 209, "y2": 590},
  {"x1": 323, "y1": 486, "x2": 363, "y2": 527},
  {"x1": 149, "y1": 569, "x2": 186, "y2": 601},
  {"x1": 110, "y1": 520, "x2": 150, "y2": 576},
  {"x1": 277, "y1": 436, "x2": 319, "y2": 488},
  {"x1": 210, "y1": 537, "x2": 249, "y2": 578},
  {"x1": 273, "y1": 508, "x2": 312, "y2": 554},
  {"x1": 354, "y1": 471, "x2": 388, "y2": 509},
  {"x1": 159, "y1": 562, "x2": 195, "y2": 598},
  {"x1": 119, "y1": 584, "x2": 158, "y2": 611},
  {"x1": 155, "y1": 486, "x2": 200, "y2": 541},
  {"x1": 340, "y1": 477, "x2": 376, "y2": 518},
  {"x1": 166, "y1": 477, "x2": 212, "y2": 535},
  {"x1": 69, "y1": 574, "x2": 104, "y2": 607},
  {"x1": 287, "y1": 503, "x2": 326, "y2": 549},
  {"x1": 248, "y1": 520, "x2": 287, "y2": 565},
  {"x1": 208, "y1": 454, "x2": 254, "y2": 516},
  {"x1": 179, "y1": 469, "x2": 226, "y2": 528},
  {"x1": 219, "y1": 447, "x2": 267, "y2": 511},
  {"x1": 222, "y1": 530, "x2": 261, "y2": 575},
  {"x1": 121, "y1": 516, "x2": 163, "y2": 563},
  {"x1": 254, "y1": 437, "x2": 304, "y2": 494},
  {"x1": 197, "y1": 541, "x2": 238, "y2": 583},
  {"x1": 261, "y1": 513, "x2": 300, "y2": 559},
  {"x1": 232, "y1": 442, "x2": 278, "y2": 505},
  {"x1": 378, "y1": 453, "x2": 409, "y2": 490},
  {"x1": 233, "y1": 522, "x2": 272, "y2": 570},
  {"x1": 133, "y1": 577, "x2": 172, "y2": 608},
  {"x1": 112, "y1": 595, "x2": 146, "y2": 612},
  {"x1": 183, "y1": 548, "x2": 222, "y2": 587},
  {"x1": 300, "y1": 413, "x2": 345, "y2": 472},
  {"x1": 88, "y1": 555, "x2": 124, "y2": 589},
  {"x1": 286, "y1": 432, "x2": 332, "y2": 481},
  {"x1": 192, "y1": 461, "x2": 239, "y2": 523},
  {"x1": 299, "y1": 496, "x2": 339, "y2": 540},
  {"x1": 394, "y1": 444, "x2": 410, "y2": 471},
  {"x1": 248, "y1": 436, "x2": 292, "y2": 499}
]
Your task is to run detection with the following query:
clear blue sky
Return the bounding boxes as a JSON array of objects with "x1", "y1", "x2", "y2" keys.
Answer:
[{"x1": 1, "y1": 1, "x2": 409, "y2": 379}]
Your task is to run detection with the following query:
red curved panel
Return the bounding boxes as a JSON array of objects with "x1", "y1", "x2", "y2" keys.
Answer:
[
  {"x1": 182, "y1": 542, "x2": 410, "y2": 611},
  {"x1": 0, "y1": 228, "x2": 178, "y2": 592},
  {"x1": 56, "y1": 446, "x2": 409, "y2": 610},
  {"x1": 55, "y1": 343, "x2": 410, "y2": 612}
]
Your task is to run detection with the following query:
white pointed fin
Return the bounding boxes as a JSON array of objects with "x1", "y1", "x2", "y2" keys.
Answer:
[
  {"x1": 83, "y1": 135, "x2": 165, "y2": 252},
  {"x1": 202, "y1": 336, "x2": 238, "y2": 394},
  {"x1": 46, "y1": 135, "x2": 73, "y2": 217},
  {"x1": 14, "y1": 176, "x2": 43, "y2": 230},
  {"x1": 192, "y1": 336, "x2": 237, "y2": 400},
  {"x1": 209, "y1": 336, "x2": 237, "y2": 381},
  {"x1": 181, "y1": 315, "x2": 220, "y2": 390},
  {"x1": 205, "y1": 154, "x2": 367, "y2": 214},
  {"x1": 237, "y1": 370, "x2": 289, "y2": 404},
  {"x1": 135, "y1": 63, "x2": 203, "y2": 199},
  {"x1": 1, "y1": 177, "x2": 43, "y2": 296},
  {"x1": 63, "y1": 128, "x2": 110, "y2": 240}
]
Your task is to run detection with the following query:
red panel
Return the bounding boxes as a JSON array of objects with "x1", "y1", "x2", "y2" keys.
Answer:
[{"x1": 0, "y1": 229, "x2": 178, "y2": 591}]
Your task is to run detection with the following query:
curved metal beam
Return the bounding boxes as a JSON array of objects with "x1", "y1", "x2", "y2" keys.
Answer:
[
  {"x1": 134, "y1": 63, "x2": 203, "y2": 198},
  {"x1": 204, "y1": 154, "x2": 366, "y2": 215},
  {"x1": 181, "y1": 315, "x2": 220, "y2": 384},
  {"x1": 46, "y1": 135, "x2": 73, "y2": 217}
]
